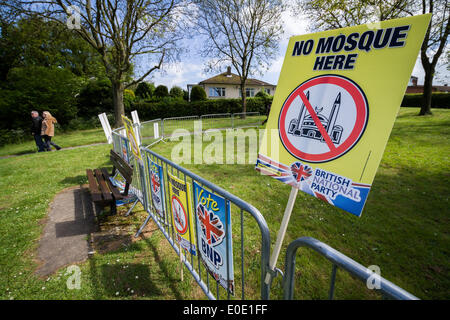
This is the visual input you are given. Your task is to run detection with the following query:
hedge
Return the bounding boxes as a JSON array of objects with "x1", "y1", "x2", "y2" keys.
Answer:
[
  {"x1": 401, "y1": 92, "x2": 449, "y2": 109},
  {"x1": 128, "y1": 97, "x2": 273, "y2": 120}
]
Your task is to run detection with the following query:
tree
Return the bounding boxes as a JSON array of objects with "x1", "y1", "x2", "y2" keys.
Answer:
[
  {"x1": 190, "y1": 85, "x2": 207, "y2": 101},
  {"x1": 77, "y1": 78, "x2": 113, "y2": 118},
  {"x1": 418, "y1": 0, "x2": 449, "y2": 115},
  {"x1": 135, "y1": 82, "x2": 154, "y2": 100},
  {"x1": 298, "y1": 0, "x2": 449, "y2": 116},
  {"x1": 0, "y1": 15, "x2": 105, "y2": 83},
  {"x1": 154, "y1": 85, "x2": 169, "y2": 99},
  {"x1": 196, "y1": 0, "x2": 284, "y2": 115},
  {"x1": 0, "y1": 66, "x2": 81, "y2": 130},
  {"x1": 5, "y1": 0, "x2": 186, "y2": 127},
  {"x1": 298, "y1": 0, "x2": 415, "y2": 30},
  {"x1": 170, "y1": 85, "x2": 184, "y2": 98}
]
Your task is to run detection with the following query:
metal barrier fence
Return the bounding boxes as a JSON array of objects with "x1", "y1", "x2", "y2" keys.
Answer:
[
  {"x1": 138, "y1": 146, "x2": 271, "y2": 300},
  {"x1": 200, "y1": 113, "x2": 232, "y2": 132},
  {"x1": 137, "y1": 118, "x2": 163, "y2": 147},
  {"x1": 232, "y1": 112, "x2": 266, "y2": 128},
  {"x1": 160, "y1": 112, "x2": 262, "y2": 138},
  {"x1": 108, "y1": 113, "x2": 418, "y2": 301},
  {"x1": 162, "y1": 115, "x2": 199, "y2": 138},
  {"x1": 282, "y1": 237, "x2": 419, "y2": 300}
]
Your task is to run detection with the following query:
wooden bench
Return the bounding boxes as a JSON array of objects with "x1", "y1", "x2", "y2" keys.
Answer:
[{"x1": 86, "y1": 149, "x2": 134, "y2": 215}]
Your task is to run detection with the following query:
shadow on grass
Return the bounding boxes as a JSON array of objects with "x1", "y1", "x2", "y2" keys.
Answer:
[
  {"x1": 87, "y1": 239, "x2": 184, "y2": 299},
  {"x1": 59, "y1": 176, "x2": 88, "y2": 186}
]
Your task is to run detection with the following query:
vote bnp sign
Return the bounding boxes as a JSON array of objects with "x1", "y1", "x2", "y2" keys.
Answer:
[{"x1": 257, "y1": 14, "x2": 431, "y2": 218}]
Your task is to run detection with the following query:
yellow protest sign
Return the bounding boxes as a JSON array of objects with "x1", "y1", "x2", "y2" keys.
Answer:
[
  {"x1": 168, "y1": 171, "x2": 197, "y2": 255},
  {"x1": 122, "y1": 115, "x2": 142, "y2": 161},
  {"x1": 256, "y1": 14, "x2": 431, "y2": 217}
]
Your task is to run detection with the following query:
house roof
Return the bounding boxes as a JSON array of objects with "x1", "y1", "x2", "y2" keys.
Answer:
[{"x1": 199, "y1": 72, "x2": 275, "y2": 86}]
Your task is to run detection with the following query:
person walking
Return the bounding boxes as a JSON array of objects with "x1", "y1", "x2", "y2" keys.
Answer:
[
  {"x1": 41, "y1": 111, "x2": 61, "y2": 151},
  {"x1": 31, "y1": 111, "x2": 45, "y2": 152}
]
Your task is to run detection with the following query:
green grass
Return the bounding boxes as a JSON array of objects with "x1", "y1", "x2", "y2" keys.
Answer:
[
  {"x1": 150, "y1": 108, "x2": 450, "y2": 300},
  {"x1": 0, "y1": 128, "x2": 107, "y2": 157},
  {"x1": 0, "y1": 108, "x2": 448, "y2": 300}
]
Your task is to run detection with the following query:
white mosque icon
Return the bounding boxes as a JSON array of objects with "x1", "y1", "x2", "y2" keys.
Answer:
[{"x1": 288, "y1": 91, "x2": 343, "y2": 145}]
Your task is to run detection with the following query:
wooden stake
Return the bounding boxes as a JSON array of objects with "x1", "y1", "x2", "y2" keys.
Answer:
[{"x1": 265, "y1": 186, "x2": 298, "y2": 285}]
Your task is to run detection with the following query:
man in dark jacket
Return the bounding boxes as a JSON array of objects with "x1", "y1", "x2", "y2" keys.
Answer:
[{"x1": 31, "y1": 111, "x2": 45, "y2": 152}]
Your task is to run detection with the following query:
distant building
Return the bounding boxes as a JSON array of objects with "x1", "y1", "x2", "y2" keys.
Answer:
[
  {"x1": 187, "y1": 67, "x2": 276, "y2": 100},
  {"x1": 406, "y1": 76, "x2": 449, "y2": 93}
]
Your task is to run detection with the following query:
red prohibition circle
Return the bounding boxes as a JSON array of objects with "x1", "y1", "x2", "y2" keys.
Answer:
[
  {"x1": 171, "y1": 195, "x2": 188, "y2": 235},
  {"x1": 279, "y1": 75, "x2": 369, "y2": 163}
]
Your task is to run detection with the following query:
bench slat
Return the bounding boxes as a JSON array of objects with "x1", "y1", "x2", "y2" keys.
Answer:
[
  {"x1": 86, "y1": 169, "x2": 103, "y2": 203},
  {"x1": 94, "y1": 169, "x2": 113, "y2": 202},
  {"x1": 101, "y1": 168, "x2": 123, "y2": 200},
  {"x1": 110, "y1": 150, "x2": 133, "y2": 180}
]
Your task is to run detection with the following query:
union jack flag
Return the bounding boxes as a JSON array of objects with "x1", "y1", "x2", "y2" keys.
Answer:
[
  {"x1": 151, "y1": 172, "x2": 160, "y2": 193},
  {"x1": 290, "y1": 162, "x2": 313, "y2": 182},
  {"x1": 197, "y1": 204, "x2": 224, "y2": 246}
]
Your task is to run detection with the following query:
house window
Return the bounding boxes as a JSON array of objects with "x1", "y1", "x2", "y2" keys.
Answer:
[
  {"x1": 209, "y1": 87, "x2": 226, "y2": 97},
  {"x1": 264, "y1": 88, "x2": 271, "y2": 95},
  {"x1": 240, "y1": 88, "x2": 255, "y2": 97}
]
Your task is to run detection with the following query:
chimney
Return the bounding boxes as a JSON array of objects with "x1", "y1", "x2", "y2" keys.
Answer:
[
  {"x1": 411, "y1": 76, "x2": 418, "y2": 86},
  {"x1": 226, "y1": 66, "x2": 231, "y2": 76}
]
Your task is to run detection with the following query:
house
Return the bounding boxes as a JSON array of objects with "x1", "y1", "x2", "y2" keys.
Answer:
[
  {"x1": 406, "y1": 76, "x2": 449, "y2": 93},
  {"x1": 187, "y1": 67, "x2": 276, "y2": 100}
]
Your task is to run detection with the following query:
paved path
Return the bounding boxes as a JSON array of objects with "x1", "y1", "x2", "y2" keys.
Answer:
[{"x1": 35, "y1": 186, "x2": 98, "y2": 277}]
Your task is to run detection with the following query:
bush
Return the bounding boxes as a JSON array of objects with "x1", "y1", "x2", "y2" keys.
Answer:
[
  {"x1": 154, "y1": 85, "x2": 169, "y2": 99},
  {"x1": 401, "y1": 92, "x2": 450, "y2": 109},
  {"x1": 0, "y1": 66, "x2": 81, "y2": 131},
  {"x1": 131, "y1": 97, "x2": 271, "y2": 120},
  {"x1": 77, "y1": 78, "x2": 113, "y2": 118},
  {"x1": 123, "y1": 89, "x2": 135, "y2": 110},
  {"x1": 170, "y1": 86, "x2": 184, "y2": 99},
  {"x1": 190, "y1": 86, "x2": 207, "y2": 101},
  {"x1": 135, "y1": 82, "x2": 154, "y2": 99}
]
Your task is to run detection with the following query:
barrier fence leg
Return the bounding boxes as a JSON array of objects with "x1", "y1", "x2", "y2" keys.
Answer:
[{"x1": 125, "y1": 199, "x2": 139, "y2": 217}]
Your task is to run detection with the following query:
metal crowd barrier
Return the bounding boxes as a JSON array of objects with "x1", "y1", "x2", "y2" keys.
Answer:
[
  {"x1": 109, "y1": 113, "x2": 418, "y2": 301},
  {"x1": 200, "y1": 113, "x2": 232, "y2": 132},
  {"x1": 137, "y1": 146, "x2": 271, "y2": 300},
  {"x1": 282, "y1": 237, "x2": 419, "y2": 300},
  {"x1": 111, "y1": 122, "x2": 272, "y2": 300},
  {"x1": 162, "y1": 115, "x2": 199, "y2": 138},
  {"x1": 232, "y1": 112, "x2": 265, "y2": 128},
  {"x1": 137, "y1": 118, "x2": 163, "y2": 147}
]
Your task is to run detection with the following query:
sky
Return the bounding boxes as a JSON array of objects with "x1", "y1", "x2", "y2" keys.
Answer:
[{"x1": 144, "y1": 10, "x2": 449, "y2": 91}]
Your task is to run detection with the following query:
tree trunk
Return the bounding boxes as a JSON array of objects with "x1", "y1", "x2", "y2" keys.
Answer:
[
  {"x1": 112, "y1": 81, "x2": 125, "y2": 127},
  {"x1": 240, "y1": 82, "x2": 247, "y2": 119},
  {"x1": 419, "y1": 65, "x2": 434, "y2": 116}
]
